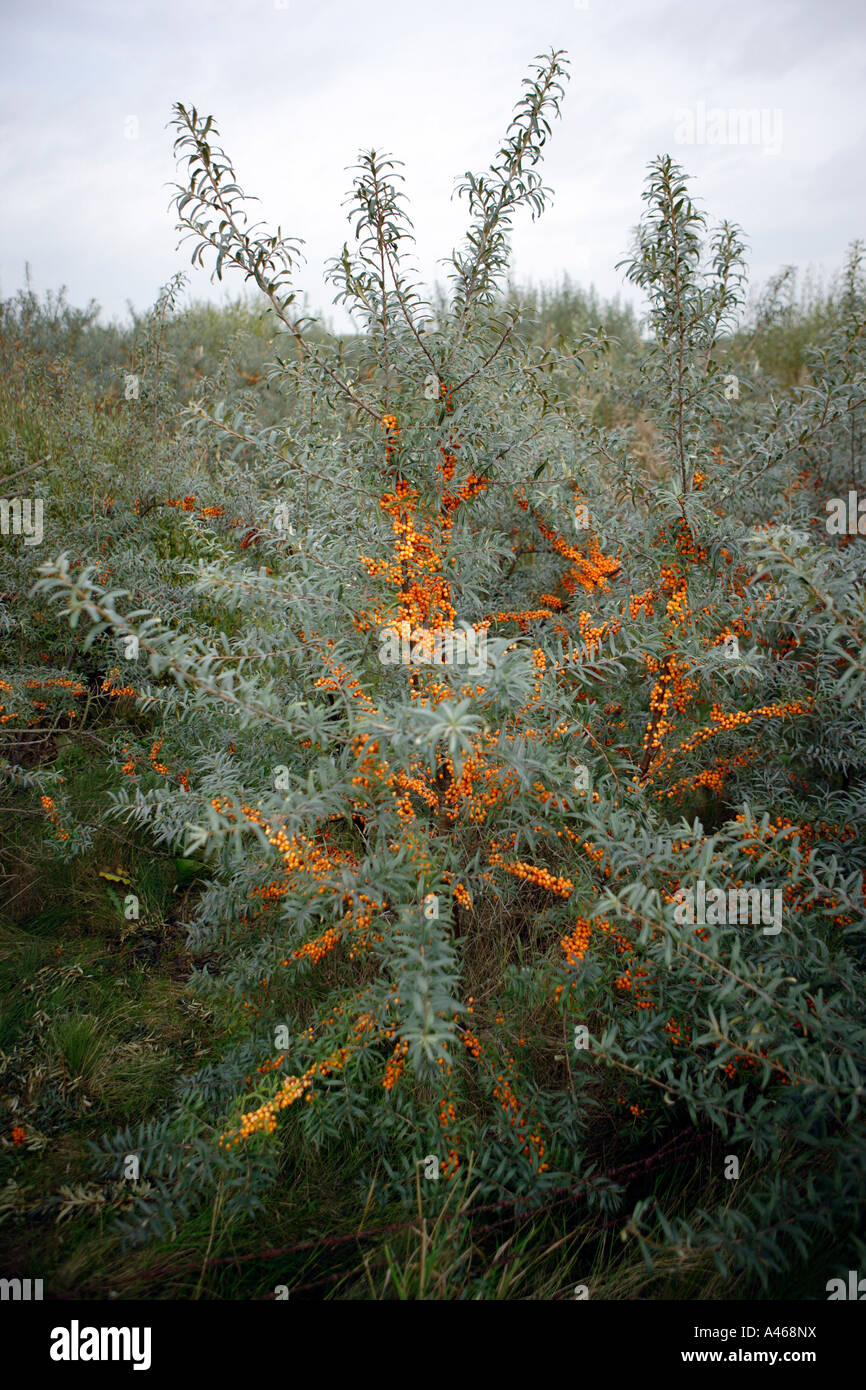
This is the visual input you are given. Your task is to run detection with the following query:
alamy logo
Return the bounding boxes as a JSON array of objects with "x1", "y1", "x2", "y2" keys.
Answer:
[
  {"x1": 379, "y1": 622, "x2": 487, "y2": 676},
  {"x1": 674, "y1": 102, "x2": 783, "y2": 154},
  {"x1": 0, "y1": 497, "x2": 43, "y2": 546},
  {"x1": 49, "y1": 1320, "x2": 152, "y2": 1371},
  {"x1": 826, "y1": 491, "x2": 866, "y2": 535},
  {"x1": 826, "y1": 1270, "x2": 866, "y2": 1299},
  {"x1": 0, "y1": 1276, "x2": 43, "y2": 1300},
  {"x1": 674, "y1": 881, "x2": 782, "y2": 935}
]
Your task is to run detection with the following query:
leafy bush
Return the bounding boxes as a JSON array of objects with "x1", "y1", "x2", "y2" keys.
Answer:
[{"x1": 3, "y1": 48, "x2": 865, "y2": 1294}]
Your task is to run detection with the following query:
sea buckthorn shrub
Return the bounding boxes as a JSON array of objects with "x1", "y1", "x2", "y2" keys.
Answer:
[{"x1": 14, "y1": 50, "x2": 866, "y2": 1286}]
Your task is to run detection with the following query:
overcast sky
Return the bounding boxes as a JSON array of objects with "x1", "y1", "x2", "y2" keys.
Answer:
[{"x1": 2, "y1": 0, "x2": 864, "y2": 331}]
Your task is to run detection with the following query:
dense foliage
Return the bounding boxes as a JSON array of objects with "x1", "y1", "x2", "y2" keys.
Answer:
[{"x1": 2, "y1": 50, "x2": 864, "y2": 1298}]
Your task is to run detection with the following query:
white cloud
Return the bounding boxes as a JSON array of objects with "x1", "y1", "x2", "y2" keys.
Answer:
[{"x1": 1, "y1": 0, "x2": 864, "y2": 326}]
